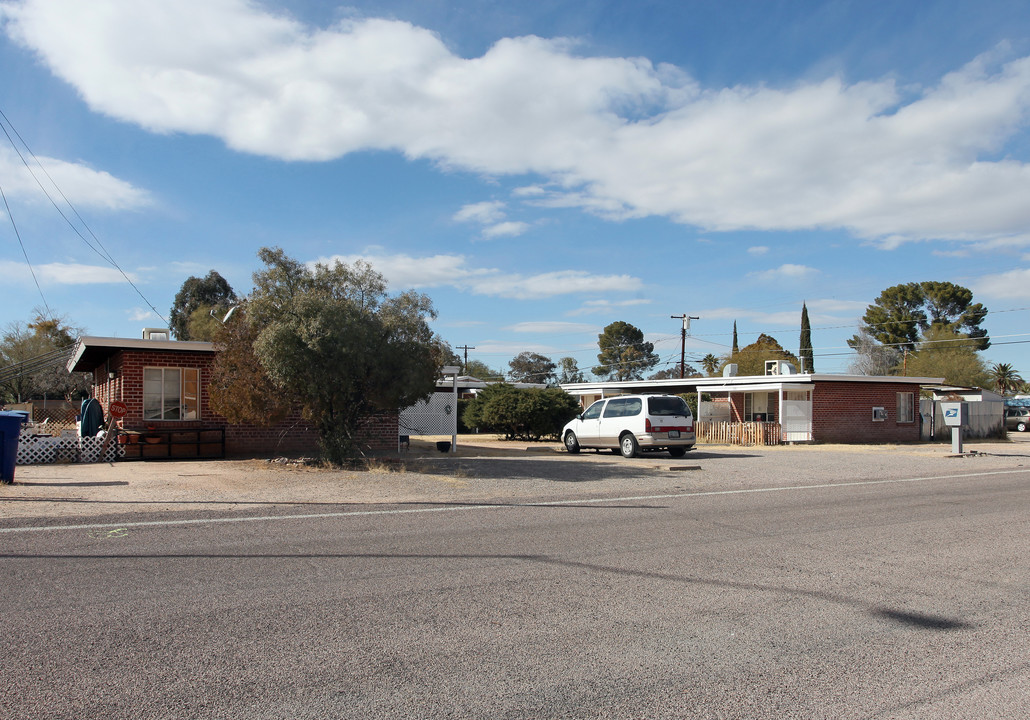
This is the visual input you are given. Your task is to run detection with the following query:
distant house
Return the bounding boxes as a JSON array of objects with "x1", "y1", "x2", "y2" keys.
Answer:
[
  {"x1": 67, "y1": 330, "x2": 396, "y2": 458},
  {"x1": 561, "y1": 366, "x2": 945, "y2": 444}
]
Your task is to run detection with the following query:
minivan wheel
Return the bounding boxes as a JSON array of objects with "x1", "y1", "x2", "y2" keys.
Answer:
[
  {"x1": 668, "y1": 446, "x2": 687, "y2": 458},
  {"x1": 1019, "y1": 422, "x2": 1028, "y2": 433},
  {"x1": 564, "y1": 432, "x2": 581, "y2": 453},
  {"x1": 620, "y1": 433, "x2": 639, "y2": 458}
]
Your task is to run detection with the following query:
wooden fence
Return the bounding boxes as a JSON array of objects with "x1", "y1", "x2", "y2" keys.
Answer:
[{"x1": 696, "y1": 421, "x2": 781, "y2": 446}]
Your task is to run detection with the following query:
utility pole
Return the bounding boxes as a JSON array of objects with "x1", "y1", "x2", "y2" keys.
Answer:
[
  {"x1": 670, "y1": 315, "x2": 699, "y2": 378},
  {"x1": 456, "y1": 345, "x2": 475, "y2": 374}
]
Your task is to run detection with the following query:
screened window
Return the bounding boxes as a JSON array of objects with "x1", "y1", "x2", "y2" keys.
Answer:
[
  {"x1": 896, "y1": 392, "x2": 914, "y2": 424},
  {"x1": 143, "y1": 368, "x2": 200, "y2": 421}
]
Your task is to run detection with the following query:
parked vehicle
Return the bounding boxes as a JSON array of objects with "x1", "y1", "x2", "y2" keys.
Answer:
[
  {"x1": 562, "y1": 394, "x2": 696, "y2": 458},
  {"x1": 1005, "y1": 407, "x2": 1030, "y2": 432}
]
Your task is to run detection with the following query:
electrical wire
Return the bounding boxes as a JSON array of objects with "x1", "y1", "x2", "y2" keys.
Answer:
[{"x1": 0, "y1": 105, "x2": 167, "y2": 324}]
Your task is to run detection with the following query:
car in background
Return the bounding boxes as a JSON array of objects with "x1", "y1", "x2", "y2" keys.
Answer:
[
  {"x1": 562, "y1": 394, "x2": 695, "y2": 458},
  {"x1": 1005, "y1": 407, "x2": 1030, "y2": 432}
]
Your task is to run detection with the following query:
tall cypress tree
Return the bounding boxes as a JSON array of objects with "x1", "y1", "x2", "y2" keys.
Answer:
[
  {"x1": 732, "y1": 321, "x2": 739, "y2": 354},
  {"x1": 799, "y1": 302, "x2": 814, "y2": 373}
]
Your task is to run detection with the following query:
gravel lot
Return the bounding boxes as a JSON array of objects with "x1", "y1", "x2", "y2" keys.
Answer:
[{"x1": 2, "y1": 435, "x2": 1028, "y2": 520}]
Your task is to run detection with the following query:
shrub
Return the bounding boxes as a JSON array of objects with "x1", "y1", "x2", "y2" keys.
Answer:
[{"x1": 462, "y1": 384, "x2": 580, "y2": 440}]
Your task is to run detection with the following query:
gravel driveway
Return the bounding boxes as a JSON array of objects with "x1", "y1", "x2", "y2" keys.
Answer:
[{"x1": 2, "y1": 435, "x2": 1028, "y2": 520}]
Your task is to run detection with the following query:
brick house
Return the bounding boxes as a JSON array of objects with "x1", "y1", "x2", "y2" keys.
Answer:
[
  {"x1": 561, "y1": 370, "x2": 944, "y2": 444},
  {"x1": 66, "y1": 331, "x2": 397, "y2": 458}
]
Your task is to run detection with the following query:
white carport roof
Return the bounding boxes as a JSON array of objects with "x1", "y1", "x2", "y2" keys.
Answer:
[{"x1": 560, "y1": 373, "x2": 944, "y2": 397}]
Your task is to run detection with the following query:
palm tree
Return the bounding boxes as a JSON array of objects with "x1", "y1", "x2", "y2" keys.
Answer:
[
  {"x1": 991, "y1": 363, "x2": 1023, "y2": 395},
  {"x1": 700, "y1": 354, "x2": 721, "y2": 376}
]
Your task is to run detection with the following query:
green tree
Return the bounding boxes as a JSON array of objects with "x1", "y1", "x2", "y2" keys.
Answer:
[
  {"x1": 556, "y1": 356, "x2": 585, "y2": 384},
  {"x1": 854, "y1": 281, "x2": 989, "y2": 353},
  {"x1": 169, "y1": 271, "x2": 237, "y2": 340},
  {"x1": 990, "y1": 363, "x2": 1023, "y2": 395},
  {"x1": 732, "y1": 321, "x2": 739, "y2": 354},
  {"x1": 508, "y1": 352, "x2": 557, "y2": 385},
  {"x1": 464, "y1": 359, "x2": 505, "y2": 381},
  {"x1": 209, "y1": 248, "x2": 446, "y2": 463},
  {"x1": 904, "y1": 326, "x2": 990, "y2": 387},
  {"x1": 799, "y1": 302, "x2": 814, "y2": 373},
  {"x1": 700, "y1": 354, "x2": 721, "y2": 376},
  {"x1": 593, "y1": 321, "x2": 658, "y2": 381},
  {"x1": 720, "y1": 334, "x2": 799, "y2": 377},
  {"x1": 649, "y1": 365, "x2": 699, "y2": 379},
  {"x1": 0, "y1": 313, "x2": 89, "y2": 403}
]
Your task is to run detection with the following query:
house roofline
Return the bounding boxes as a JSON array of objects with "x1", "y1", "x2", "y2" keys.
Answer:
[{"x1": 67, "y1": 335, "x2": 216, "y2": 373}]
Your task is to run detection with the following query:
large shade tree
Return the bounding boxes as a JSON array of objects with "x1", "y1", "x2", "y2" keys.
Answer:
[
  {"x1": 720, "y1": 334, "x2": 799, "y2": 377},
  {"x1": 593, "y1": 321, "x2": 659, "y2": 381},
  {"x1": 209, "y1": 248, "x2": 449, "y2": 463},
  {"x1": 904, "y1": 326, "x2": 989, "y2": 387},
  {"x1": 0, "y1": 313, "x2": 89, "y2": 403},
  {"x1": 169, "y1": 270, "x2": 238, "y2": 341},
  {"x1": 508, "y1": 351, "x2": 557, "y2": 385},
  {"x1": 852, "y1": 281, "x2": 989, "y2": 353}
]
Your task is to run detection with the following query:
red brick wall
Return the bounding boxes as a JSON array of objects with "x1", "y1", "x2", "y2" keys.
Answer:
[
  {"x1": 90, "y1": 348, "x2": 398, "y2": 456},
  {"x1": 812, "y1": 381, "x2": 921, "y2": 444}
]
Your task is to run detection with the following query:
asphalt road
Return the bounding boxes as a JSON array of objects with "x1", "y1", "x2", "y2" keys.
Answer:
[{"x1": 2, "y1": 465, "x2": 1029, "y2": 719}]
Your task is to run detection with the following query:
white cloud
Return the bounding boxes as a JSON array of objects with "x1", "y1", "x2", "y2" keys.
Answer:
[
  {"x1": 971, "y1": 268, "x2": 1030, "y2": 301},
  {"x1": 453, "y1": 201, "x2": 506, "y2": 224},
  {"x1": 566, "y1": 298, "x2": 652, "y2": 316},
  {"x1": 748, "y1": 246, "x2": 769, "y2": 256},
  {"x1": 748, "y1": 264, "x2": 820, "y2": 282},
  {"x1": 128, "y1": 307, "x2": 155, "y2": 322},
  {"x1": 506, "y1": 321, "x2": 597, "y2": 334},
  {"x1": 315, "y1": 251, "x2": 642, "y2": 299},
  {"x1": 482, "y1": 221, "x2": 529, "y2": 238},
  {"x1": 0, "y1": 146, "x2": 151, "y2": 210},
  {"x1": 7, "y1": 1, "x2": 1030, "y2": 244},
  {"x1": 0, "y1": 259, "x2": 133, "y2": 284}
]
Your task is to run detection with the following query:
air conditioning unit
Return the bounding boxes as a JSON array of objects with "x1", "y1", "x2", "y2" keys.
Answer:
[
  {"x1": 765, "y1": 360, "x2": 797, "y2": 376},
  {"x1": 723, "y1": 364, "x2": 738, "y2": 377},
  {"x1": 142, "y1": 328, "x2": 170, "y2": 340}
]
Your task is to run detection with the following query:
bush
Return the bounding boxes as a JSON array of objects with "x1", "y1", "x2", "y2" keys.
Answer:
[{"x1": 462, "y1": 384, "x2": 580, "y2": 440}]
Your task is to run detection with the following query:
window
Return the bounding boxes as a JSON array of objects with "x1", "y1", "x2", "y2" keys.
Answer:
[
  {"x1": 896, "y1": 392, "x2": 914, "y2": 424},
  {"x1": 648, "y1": 396, "x2": 690, "y2": 417},
  {"x1": 581, "y1": 401, "x2": 604, "y2": 420},
  {"x1": 143, "y1": 367, "x2": 199, "y2": 421},
  {"x1": 603, "y1": 397, "x2": 642, "y2": 418}
]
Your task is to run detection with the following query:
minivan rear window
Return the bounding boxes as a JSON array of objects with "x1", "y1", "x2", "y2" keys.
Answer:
[{"x1": 648, "y1": 396, "x2": 690, "y2": 417}]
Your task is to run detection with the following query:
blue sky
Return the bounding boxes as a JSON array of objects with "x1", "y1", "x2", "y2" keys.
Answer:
[{"x1": 2, "y1": 0, "x2": 1030, "y2": 377}]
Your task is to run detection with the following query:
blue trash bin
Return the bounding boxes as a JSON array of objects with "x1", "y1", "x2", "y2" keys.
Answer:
[{"x1": 0, "y1": 411, "x2": 28, "y2": 483}]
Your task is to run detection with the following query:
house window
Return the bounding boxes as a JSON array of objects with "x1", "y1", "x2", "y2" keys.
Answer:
[
  {"x1": 143, "y1": 367, "x2": 199, "y2": 421},
  {"x1": 896, "y1": 392, "x2": 914, "y2": 423}
]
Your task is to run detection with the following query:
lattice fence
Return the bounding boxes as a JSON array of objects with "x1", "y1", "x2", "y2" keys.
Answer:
[
  {"x1": 16, "y1": 433, "x2": 123, "y2": 465},
  {"x1": 399, "y1": 393, "x2": 458, "y2": 436}
]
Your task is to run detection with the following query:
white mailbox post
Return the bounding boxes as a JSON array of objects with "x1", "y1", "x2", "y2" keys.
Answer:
[{"x1": 941, "y1": 401, "x2": 969, "y2": 454}]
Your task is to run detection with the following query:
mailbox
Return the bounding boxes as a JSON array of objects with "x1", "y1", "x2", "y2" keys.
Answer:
[{"x1": 941, "y1": 402, "x2": 968, "y2": 427}]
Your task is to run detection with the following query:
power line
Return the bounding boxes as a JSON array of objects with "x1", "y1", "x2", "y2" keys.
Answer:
[
  {"x1": 0, "y1": 105, "x2": 167, "y2": 324},
  {"x1": 0, "y1": 182, "x2": 52, "y2": 319}
]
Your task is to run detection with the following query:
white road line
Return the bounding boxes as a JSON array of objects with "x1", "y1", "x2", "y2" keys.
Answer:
[{"x1": 1, "y1": 468, "x2": 1027, "y2": 535}]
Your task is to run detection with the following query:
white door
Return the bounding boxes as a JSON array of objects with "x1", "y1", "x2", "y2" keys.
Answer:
[{"x1": 781, "y1": 391, "x2": 813, "y2": 442}]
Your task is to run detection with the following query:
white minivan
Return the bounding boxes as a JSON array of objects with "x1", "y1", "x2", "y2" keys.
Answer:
[{"x1": 562, "y1": 394, "x2": 696, "y2": 458}]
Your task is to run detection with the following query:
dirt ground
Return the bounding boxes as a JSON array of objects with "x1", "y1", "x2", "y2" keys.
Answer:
[{"x1": 2, "y1": 434, "x2": 1028, "y2": 521}]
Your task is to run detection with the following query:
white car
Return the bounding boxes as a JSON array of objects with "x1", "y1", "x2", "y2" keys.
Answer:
[{"x1": 562, "y1": 394, "x2": 696, "y2": 458}]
